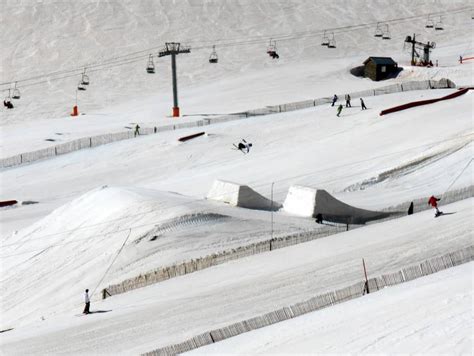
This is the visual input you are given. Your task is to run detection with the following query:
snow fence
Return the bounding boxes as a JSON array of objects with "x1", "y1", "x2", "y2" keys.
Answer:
[
  {"x1": 102, "y1": 185, "x2": 473, "y2": 299},
  {"x1": 142, "y1": 246, "x2": 474, "y2": 356},
  {"x1": 1, "y1": 79, "x2": 455, "y2": 169}
]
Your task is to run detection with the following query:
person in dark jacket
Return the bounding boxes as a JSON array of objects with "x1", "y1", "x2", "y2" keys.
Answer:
[
  {"x1": 345, "y1": 94, "x2": 351, "y2": 108},
  {"x1": 336, "y1": 104, "x2": 343, "y2": 117},
  {"x1": 83, "y1": 289, "x2": 90, "y2": 314},
  {"x1": 360, "y1": 97, "x2": 367, "y2": 110},
  {"x1": 3, "y1": 100, "x2": 14, "y2": 109},
  {"x1": 331, "y1": 94, "x2": 338, "y2": 107},
  {"x1": 134, "y1": 124, "x2": 140, "y2": 137}
]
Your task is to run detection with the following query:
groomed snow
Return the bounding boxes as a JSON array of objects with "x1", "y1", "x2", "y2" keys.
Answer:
[
  {"x1": 188, "y1": 262, "x2": 473, "y2": 355},
  {"x1": 0, "y1": 1, "x2": 473, "y2": 355}
]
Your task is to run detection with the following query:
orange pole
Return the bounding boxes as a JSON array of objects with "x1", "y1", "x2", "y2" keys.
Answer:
[{"x1": 172, "y1": 107, "x2": 180, "y2": 117}]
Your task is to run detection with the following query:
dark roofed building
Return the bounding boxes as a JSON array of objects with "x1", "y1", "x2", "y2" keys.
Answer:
[{"x1": 363, "y1": 57, "x2": 398, "y2": 81}]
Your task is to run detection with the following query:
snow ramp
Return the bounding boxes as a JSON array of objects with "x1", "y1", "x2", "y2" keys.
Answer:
[
  {"x1": 380, "y1": 87, "x2": 470, "y2": 116},
  {"x1": 283, "y1": 185, "x2": 392, "y2": 224},
  {"x1": 207, "y1": 180, "x2": 281, "y2": 211}
]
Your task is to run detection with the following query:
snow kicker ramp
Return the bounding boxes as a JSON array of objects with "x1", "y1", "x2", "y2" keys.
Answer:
[
  {"x1": 283, "y1": 186, "x2": 392, "y2": 224},
  {"x1": 207, "y1": 180, "x2": 281, "y2": 211}
]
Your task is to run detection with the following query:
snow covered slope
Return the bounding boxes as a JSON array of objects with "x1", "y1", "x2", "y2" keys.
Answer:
[
  {"x1": 188, "y1": 262, "x2": 473, "y2": 355},
  {"x1": 0, "y1": 199, "x2": 472, "y2": 354},
  {"x1": 0, "y1": 1, "x2": 472, "y2": 354}
]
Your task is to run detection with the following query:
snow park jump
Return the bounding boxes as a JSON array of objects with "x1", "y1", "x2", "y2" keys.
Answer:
[{"x1": 379, "y1": 88, "x2": 472, "y2": 116}]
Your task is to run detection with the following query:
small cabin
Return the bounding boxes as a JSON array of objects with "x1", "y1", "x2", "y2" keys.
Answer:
[{"x1": 363, "y1": 57, "x2": 398, "y2": 81}]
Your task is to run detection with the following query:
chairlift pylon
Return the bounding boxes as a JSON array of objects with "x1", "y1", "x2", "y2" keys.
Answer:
[
  {"x1": 209, "y1": 45, "x2": 218, "y2": 63},
  {"x1": 434, "y1": 16, "x2": 444, "y2": 30},
  {"x1": 321, "y1": 30, "x2": 329, "y2": 46},
  {"x1": 146, "y1": 54, "x2": 155, "y2": 73},
  {"x1": 374, "y1": 22, "x2": 383, "y2": 37}
]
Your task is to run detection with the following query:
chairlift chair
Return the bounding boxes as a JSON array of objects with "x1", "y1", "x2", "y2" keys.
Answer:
[
  {"x1": 327, "y1": 33, "x2": 336, "y2": 48},
  {"x1": 374, "y1": 23, "x2": 383, "y2": 37},
  {"x1": 434, "y1": 17, "x2": 444, "y2": 30},
  {"x1": 146, "y1": 54, "x2": 155, "y2": 73},
  {"x1": 382, "y1": 24, "x2": 391, "y2": 40},
  {"x1": 321, "y1": 30, "x2": 329, "y2": 46},
  {"x1": 209, "y1": 45, "x2": 218, "y2": 63},
  {"x1": 80, "y1": 68, "x2": 90, "y2": 85},
  {"x1": 267, "y1": 39, "x2": 278, "y2": 57},
  {"x1": 425, "y1": 15, "x2": 434, "y2": 28},
  {"x1": 12, "y1": 83, "x2": 20, "y2": 99},
  {"x1": 77, "y1": 80, "x2": 86, "y2": 91}
]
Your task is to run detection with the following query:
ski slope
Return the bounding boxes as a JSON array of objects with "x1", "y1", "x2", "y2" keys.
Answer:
[
  {"x1": 188, "y1": 262, "x2": 473, "y2": 355},
  {"x1": 0, "y1": 199, "x2": 472, "y2": 354},
  {"x1": 0, "y1": 0, "x2": 473, "y2": 355}
]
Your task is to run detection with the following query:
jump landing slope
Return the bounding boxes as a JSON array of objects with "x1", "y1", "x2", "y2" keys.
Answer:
[{"x1": 284, "y1": 186, "x2": 394, "y2": 224}]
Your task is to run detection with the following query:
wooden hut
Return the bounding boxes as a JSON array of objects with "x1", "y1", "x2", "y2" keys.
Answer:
[{"x1": 363, "y1": 57, "x2": 398, "y2": 81}]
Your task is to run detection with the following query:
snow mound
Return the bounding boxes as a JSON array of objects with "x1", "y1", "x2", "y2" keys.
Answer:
[
  {"x1": 283, "y1": 186, "x2": 392, "y2": 224},
  {"x1": 206, "y1": 179, "x2": 281, "y2": 211}
]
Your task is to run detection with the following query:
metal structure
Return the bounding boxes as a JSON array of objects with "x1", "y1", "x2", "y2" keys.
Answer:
[
  {"x1": 80, "y1": 68, "x2": 90, "y2": 86},
  {"x1": 266, "y1": 39, "x2": 279, "y2": 59},
  {"x1": 146, "y1": 54, "x2": 155, "y2": 73},
  {"x1": 404, "y1": 34, "x2": 436, "y2": 66},
  {"x1": 374, "y1": 22, "x2": 383, "y2": 37},
  {"x1": 321, "y1": 30, "x2": 329, "y2": 46},
  {"x1": 425, "y1": 15, "x2": 434, "y2": 28},
  {"x1": 158, "y1": 42, "x2": 191, "y2": 117},
  {"x1": 434, "y1": 16, "x2": 444, "y2": 30},
  {"x1": 382, "y1": 24, "x2": 391, "y2": 40},
  {"x1": 209, "y1": 45, "x2": 218, "y2": 63},
  {"x1": 327, "y1": 32, "x2": 336, "y2": 48},
  {"x1": 12, "y1": 82, "x2": 20, "y2": 99}
]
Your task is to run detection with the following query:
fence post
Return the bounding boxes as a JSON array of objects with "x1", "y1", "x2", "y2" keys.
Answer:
[{"x1": 362, "y1": 258, "x2": 370, "y2": 295}]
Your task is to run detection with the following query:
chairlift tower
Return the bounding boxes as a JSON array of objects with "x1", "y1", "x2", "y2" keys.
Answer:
[
  {"x1": 404, "y1": 34, "x2": 435, "y2": 66},
  {"x1": 158, "y1": 42, "x2": 191, "y2": 117}
]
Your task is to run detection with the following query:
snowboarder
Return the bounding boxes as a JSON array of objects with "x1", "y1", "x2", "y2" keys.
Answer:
[
  {"x1": 360, "y1": 97, "x2": 367, "y2": 110},
  {"x1": 236, "y1": 139, "x2": 252, "y2": 154},
  {"x1": 428, "y1": 195, "x2": 441, "y2": 216},
  {"x1": 336, "y1": 104, "x2": 343, "y2": 117},
  {"x1": 407, "y1": 201, "x2": 414, "y2": 215},
  {"x1": 331, "y1": 94, "x2": 338, "y2": 107},
  {"x1": 83, "y1": 289, "x2": 90, "y2": 314},
  {"x1": 345, "y1": 94, "x2": 351, "y2": 108},
  {"x1": 134, "y1": 124, "x2": 140, "y2": 137}
]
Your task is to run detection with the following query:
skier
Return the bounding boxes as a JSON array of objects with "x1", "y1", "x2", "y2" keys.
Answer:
[
  {"x1": 315, "y1": 213, "x2": 323, "y2": 224},
  {"x1": 428, "y1": 195, "x2": 441, "y2": 216},
  {"x1": 134, "y1": 124, "x2": 140, "y2": 137},
  {"x1": 336, "y1": 104, "x2": 343, "y2": 117},
  {"x1": 236, "y1": 139, "x2": 252, "y2": 154},
  {"x1": 407, "y1": 201, "x2": 414, "y2": 215},
  {"x1": 360, "y1": 97, "x2": 367, "y2": 110},
  {"x1": 83, "y1": 289, "x2": 90, "y2": 314},
  {"x1": 345, "y1": 94, "x2": 351, "y2": 108},
  {"x1": 331, "y1": 94, "x2": 338, "y2": 107}
]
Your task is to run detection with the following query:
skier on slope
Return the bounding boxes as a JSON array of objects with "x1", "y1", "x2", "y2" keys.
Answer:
[
  {"x1": 83, "y1": 289, "x2": 90, "y2": 314},
  {"x1": 360, "y1": 97, "x2": 367, "y2": 110},
  {"x1": 336, "y1": 104, "x2": 343, "y2": 117},
  {"x1": 428, "y1": 195, "x2": 441, "y2": 216},
  {"x1": 237, "y1": 139, "x2": 252, "y2": 154},
  {"x1": 331, "y1": 94, "x2": 338, "y2": 107}
]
